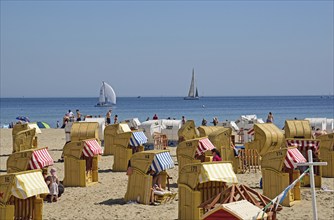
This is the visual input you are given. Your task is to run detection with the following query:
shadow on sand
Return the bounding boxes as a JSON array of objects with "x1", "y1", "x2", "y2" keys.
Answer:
[
  {"x1": 98, "y1": 169, "x2": 113, "y2": 173},
  {"x1": 97, "y1": 198, "x2": 126, "y2": 206}
]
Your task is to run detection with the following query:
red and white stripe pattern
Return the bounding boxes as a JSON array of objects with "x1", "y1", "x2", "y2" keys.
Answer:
[
  {"x1": 29, "y1": 148, "x2": 54, "y2": 169},
  {"x1": 83, "y1": 139, "x2": 103, "y2": 157},
  {"x1": 196, "y1": 138, "x2": 216, "y2": 156},
  {"x1": 284, "y1": 148, "x2": 307, "y2": 169},
  {"x1": 247, "y1": 128, "x2": 255, "y2": 136},
  {"x1": 286, "y1": 139, "x2": 320, "y2": 151}
]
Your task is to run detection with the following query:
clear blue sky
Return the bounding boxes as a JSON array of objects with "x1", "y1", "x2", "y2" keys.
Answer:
[{"x1": 1, "y1": 1, "x2": 333, "y2": 97}]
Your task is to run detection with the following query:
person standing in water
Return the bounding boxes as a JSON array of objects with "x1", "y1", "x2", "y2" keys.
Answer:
[{"x1": 266, "y1": 112, "x2": 274, "y2": 123}]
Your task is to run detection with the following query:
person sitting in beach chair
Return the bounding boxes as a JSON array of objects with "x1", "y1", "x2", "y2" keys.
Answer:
[{"x1": 45, "y1": 168, "x2": 60, "y2": 202}]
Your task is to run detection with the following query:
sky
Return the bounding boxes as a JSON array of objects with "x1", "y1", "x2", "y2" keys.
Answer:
[{"x1": 1, "y1": 0, "x2": 333, "y2": 98}]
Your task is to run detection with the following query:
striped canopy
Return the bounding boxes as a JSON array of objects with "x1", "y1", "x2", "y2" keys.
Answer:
[
  {"x1": 284, "y1": 148, "x2": 307, "y2": 169},
  {"x1": 83, "y1": 139, "x2": 103, "y2": 157},
  {"x1": 130, "y1": 131, "x2": 148, "y2": 147},
  {"x1": 150, "y1": 151, "x2": 175, "y2": 173},
  {"x1": 196, "y1": 138, "x2": 216, "y2": 156},
  {"x1": 11, "y1": 171, "x2": 49, "y2": 199},
  {"x1": 29, "y1": 148, "x2": 54, "y2": 169},
  {"x1": 198, "y1": 163, "x2": 238, "y2": 184},
  {"x1": 286, "y1": 139, "x2": 320, "y2": 151}
]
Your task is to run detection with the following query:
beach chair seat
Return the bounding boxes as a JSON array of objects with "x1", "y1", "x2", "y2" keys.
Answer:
[{"x1": 153, "y1": 190, "x2": 177, "y2": 204}]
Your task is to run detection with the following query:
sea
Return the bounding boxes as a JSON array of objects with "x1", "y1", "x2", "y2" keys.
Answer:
[{"x1": 0, "y1": 96, "x2": 333, "y2": 129}]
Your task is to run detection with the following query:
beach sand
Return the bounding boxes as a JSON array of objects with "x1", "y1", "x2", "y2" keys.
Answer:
[{"x1": 0, "y1": 128, "x2": 333, "y2": 219}]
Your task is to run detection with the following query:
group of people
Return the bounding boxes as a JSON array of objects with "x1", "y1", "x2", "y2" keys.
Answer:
[
  {"x1": 61, "y1": 109, "x2": 82, "y2": 128},
  {"x1": 105, "y1": 109, "x2": 118, "y2": 125}
]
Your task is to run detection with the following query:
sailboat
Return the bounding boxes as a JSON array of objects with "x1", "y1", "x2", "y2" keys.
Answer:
[
  {"x1": 184, "y1": 69, "x2": 199, "y2": 100},
  {"x1": 95, "y1": 81, "x2": 116, "y2": 107}
]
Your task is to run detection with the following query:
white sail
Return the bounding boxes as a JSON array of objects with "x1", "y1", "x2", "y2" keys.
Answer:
[
  {"x1": 103, "y1": 82, "x2": 116, "y2": 104},
  {"x1": 95, "y1": 81, "x2": 116, "y2": 106},
  {"x1": 184, "y1": 69, "x2": 199, "y2": 100}
]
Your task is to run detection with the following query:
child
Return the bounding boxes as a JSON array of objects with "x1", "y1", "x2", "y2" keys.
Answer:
[{"x1": 211, "y1": 149, "x2": 222, "y2": 161}]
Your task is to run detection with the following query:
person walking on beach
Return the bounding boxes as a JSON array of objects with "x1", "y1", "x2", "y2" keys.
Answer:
[
  {"x1": 68, "y1": 110, "x2": 74, "y2": 121},
  {"x1": 202, "y1": 118, "x2": 207, "y2": 126},
  {"x1": 114, "y1": 115, "x2": 118, "y2": 124},
  {"x1": 76, "y1": 109, "x2": 82, "y2": 121},
  {"x1": 181, "y1": 116, "x2": 186, "y2": 124},
  {"x1": 266, "y1": 112, "x2": 274, "y2": 123},
  {"x1": 106, "y1": 109, "x2": 112, "y2": 125}
]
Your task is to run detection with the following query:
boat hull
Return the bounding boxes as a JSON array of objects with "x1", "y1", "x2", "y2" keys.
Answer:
[
  {"x1": 184, "y1": 96, "x2": 199, "y2": 100},
  {"x1": 95, "y1": 103, "x2": 114, "y2": 107}
]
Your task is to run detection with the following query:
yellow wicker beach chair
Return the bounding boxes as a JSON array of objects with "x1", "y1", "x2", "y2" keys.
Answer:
[
  {"x1": 0, "y1": 170, "x2": 49, "y2": 220},
  {"x1": 245, "y1": 123, "x2": 285, "y2": 156},
  {"x1": 7, "y1": 147, "x2": 54, "y2": 173},
  {"x1": 178, "y1": 162, "x2": 238, "y2": 220},
  {"x1": 207, "y1": 127, "x2": 240, "y2": 173},
  {"x1": 12, "y1": 123, "x2": 38, "y2": 153},
  {"x1": 124, "y1": 150, "x2": 176, "y2": 205},
  {"x1": 104, "y1": 123, "x2": 131, "y2": 155},
  {"x1": 317, "y1": 133, "x2": 334, "y2": 177},
  {"x1": 63, "y1": 139, "x2": 102, "y2": 187},
  {"x1": 284, "y1": 120, "x2": 322, "y2": 187},
  {"x1": 261, "y1": 147, "x2": 306, "y2": 207},
  {"x1": 178, "y1": 120, "x2": 199, "y2": 143},
  {"x1": 177, "y1": 137, "x2": 216, "y2": 175},
  {"x1": 112, "y1": 130, "x2": 148, "y2": 172}
]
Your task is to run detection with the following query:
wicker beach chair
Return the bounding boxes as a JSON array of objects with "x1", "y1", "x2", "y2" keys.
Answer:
[
  {"x1": 178, "y1": 162, "x2": 238, "y2": 220},
  {"x1": 0, "y1": 170, "x2": 49, "y2": 220},
  {"x1": 124, "y1": 150, "x2": 176, "y2": 205}
]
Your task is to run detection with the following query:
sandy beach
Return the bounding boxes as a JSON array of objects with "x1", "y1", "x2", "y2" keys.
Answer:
[{"x1": 0, "y1": 128, "x2": 333, "y2": 220}]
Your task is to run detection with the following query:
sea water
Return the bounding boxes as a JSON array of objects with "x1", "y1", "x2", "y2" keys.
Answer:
[{"x1": 0, "y1": 96, "x2": 333, "y2": 129}]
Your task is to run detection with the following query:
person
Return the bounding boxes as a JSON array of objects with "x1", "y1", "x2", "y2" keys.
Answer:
[
  {"x1": 76, "y1": 109, "x2": 82, "y2": 121},
  {"x1": 56, "y1": 120, "x2": 60, "y2": 128},
  {"x1": 181, "y1": 116, "x2": 186, "y2": 124},
  {"x1": 68, "y1": 110, "x2": 74, "y2": 121},
  {"x1": 201, "y1": 118, "x2": 207, "y2": 126},
  {"x1": 45, "y1": 168, "x2": 59, "y2": 202},
  {"x1": 211, "y1": 149, "x2": 222, "y2": 161},
  {"x1": 314, "y1": 128, "x2": 327, "y2": 138},
  {"x1": 114, "y1": 114, "x2": 118, "y2": 124},
  {"x1": 153, "y1": 114, "x2": 158, "y2": 120},
  {"x1": 148, "y1": 169, "x2": 162, "y2": 191},
  {"x1": 212, "y1": 117, "x2": 218, "y2": 126},
  {"x1": 266, "y1": 112, "x2": 274, "y2": 123},
  {"x1": 106, "y1": 109, "x2": 112, "y2": 125},
  {"x1": 148, "y1": 168, "x2": 163, "y2": 205},
  {"x1": 146, "y1": 117, "x2": 150, "y2": 121},
  {"x1": 61, "y1": 114, "x2": 69, "y2": 128}
]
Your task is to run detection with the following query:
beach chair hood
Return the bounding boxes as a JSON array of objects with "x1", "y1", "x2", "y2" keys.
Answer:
[
  {"x1": 7, "y1": 147, "x2": 54, "y2": 173},
  {"x1": 0, "y1": 170, "x2": 49, "y2": 203},
  {"x1": 178, "y1": 162, "x2": 238, "y2": 190},
  {"x1": 63, "y1": 139, "x2": 103, "y2": 159},
  {"x1": 284, "y1": 120, "x2": 312, "y2": 139},
  {"x1": 130, "y1": 150, "x2": 174, "y2": 174},
  {"x1": 261, "y1": 147, "x2": 306, "y2": 171}
]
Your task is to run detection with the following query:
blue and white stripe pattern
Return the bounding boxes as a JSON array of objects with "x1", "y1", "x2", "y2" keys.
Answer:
[
  {"x1": 151, "y1": 152, "x2": 175, "y2": 173},
  {"x1": 130, "y1": 131, "x2": 148, "y2": 147}
]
